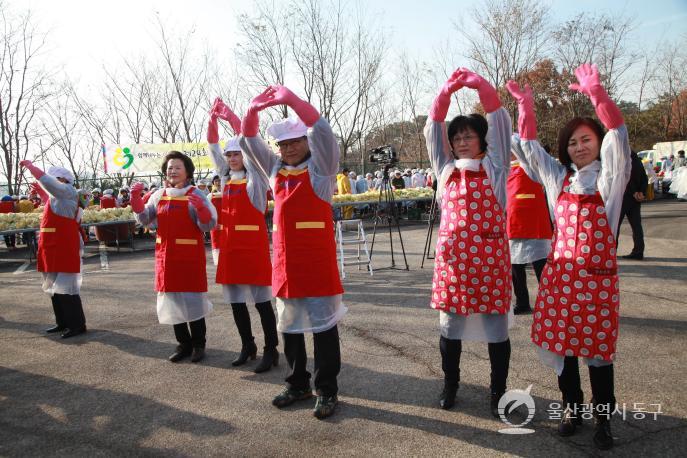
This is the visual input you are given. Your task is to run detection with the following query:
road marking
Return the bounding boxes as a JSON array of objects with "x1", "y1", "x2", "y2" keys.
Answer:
[{"x1": 13, "y1": 261, "x2": 31, "y2": 275}]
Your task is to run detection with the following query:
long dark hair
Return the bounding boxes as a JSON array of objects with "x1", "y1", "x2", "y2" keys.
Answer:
[
  {"x1": 447, "y1": 113, "x2": 489, "y2": 154},
  {"x1": 161, "y1": 151, "x2": 195, "y2": 181},
  {"x1": 557, "y1": 117, "x2": 605, "y2": 170}
]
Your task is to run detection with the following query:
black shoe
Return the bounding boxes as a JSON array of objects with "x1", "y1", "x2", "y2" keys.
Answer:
[
  {"x1": 60, "y1": 327, "x2": 86, "y2": 339},
  {"x1": 232, "y1": 341, "x2": 258, "y2": 366},
  {"x1": 254, "y1": 347, "x2": 279, "y2": 373},
  {"x1": 313, "y1": 395, "x2": 338, "y2": 419},
  {"x1": 169, "y1": 345, "x2": 192, "y2": 363},
  {"x1": 45, "y1": 324, "x2": 65, "y2": 333},
  {"x1": 558, "y1": 407, "x2": 582, "y2": 436},
  {"x1": 191, "y1": 347, "x2": 205, "y2": 363},
  {"x1": 622, "y1": 252, "x2": 644, "y2": 260},
  {"x1": 272, "y1": 387, "x2": 313, "y2": 408},
  {"x1": 491, "y1": 391, "x2": 505, "y2": 418},
  {"x1": 593, "y1": 417, "x2": 614, "y2": 450},
  {"x1": 439, "y1": 385, "x2": 458, "y2": 410},
  {"x1": 513, "y1": 305, "x2": 532, "y2": 315}
]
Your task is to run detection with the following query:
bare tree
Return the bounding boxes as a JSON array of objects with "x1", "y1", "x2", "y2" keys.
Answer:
[
  {"x1": 459, "y1": 0, "x2": 550, "y2": 88},
  {"x1": 0, "y1": 5, "x2": 53, "y2": 194}
]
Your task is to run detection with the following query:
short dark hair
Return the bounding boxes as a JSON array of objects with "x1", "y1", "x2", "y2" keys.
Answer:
[
  {"x1": 342, "y1": 168, "x2": 350, "y2": 174},
  {"x1": 161, "y1": 151, "x2": 195, "y2": 180},
  {"x1": 447, "y1": 113, "x2": 489, "y2": 154},
  {"x1": 557, "y1": 117, "x2": 605, "y2": 170},
  {"x1": 678, "y1": 150, "x2": 685, "y2": 156}
]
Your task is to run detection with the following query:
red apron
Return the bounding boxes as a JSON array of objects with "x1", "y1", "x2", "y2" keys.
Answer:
[
  {"x1": 37, "y1": 202, "x2": 81, "y2": 273},
  {"x1": 100, "y1": 196, "x2": 116, "y2": 209},
  {"x1": 272, "y1": 167, "x2": 343, "y2": 298},
  {"x1": 155, "y1": 188, "x2": 207, "y2": 293},
  {"x1": 531, "y1": 174, "x2": 619, "y2": 361},
  {"x1": 0, "y1": 201, "x2": 14, "y2": 213},
  {"x1": 209, "y1": 192, "x2": 223, "y2": 250},
  {"x1": 431, "y1": 166, "x2": 511, "y2": 314},
  {"x1": 216, "y1": 179, "x2": 271, "y2": 286},
  {"x1": 506, "y1": 164, "x2": 553, "y2": 239}
]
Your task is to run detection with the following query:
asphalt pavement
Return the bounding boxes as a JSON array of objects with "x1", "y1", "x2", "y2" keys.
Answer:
[{"x1": 1, "y1": 199, "x2": 686, "y2": 457}]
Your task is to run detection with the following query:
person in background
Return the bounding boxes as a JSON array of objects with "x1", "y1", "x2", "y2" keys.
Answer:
[
  {"x1": 617, "y1": 150, "x2": 648, "y2": 260},
  {"x1": 100, "y1": 189, "x2": 116, "y2": 209},
  {"x1": 507, "y1": 145, "x2": 553, "y2": 315},
  {"x1": 391, "y1": 170, "x2": 405, "y2": 190},
  {"x1": 412, "y1": 169, "x2": 426, "y2": 188},
  {"x1": 91, "y1": 188, "x2": 101, "y2": 206},
  {"x1": 1, "y1": 195, "x2": 17, "y2": 250},
  {"x1": 211, "y1": 175, "x2": 221, "y2": 193},
  {"x1": 20, "y1": 161, "x2": 88, "y2": 339},
  {"x1": 337, "y1": 168, "x2": 354, "y2": 219},
  {"x1": 674, "y1": 150, "x2": 686, "y2": 169},
  {"x1": 197, "y1": 179, "x2": 211, "y2": 196},
  {"x1": 348, "y1": 171, "x2": 358, "y2": 194},
  {"x1": 117, "y1": 187, "x2": 131, "y2": 207},
  {"x1": 356, "y1": 173, "x2": 370, "y2": 194},
  {"x1": 403, "y1": 169, "x2": 412, "y2": 188}
]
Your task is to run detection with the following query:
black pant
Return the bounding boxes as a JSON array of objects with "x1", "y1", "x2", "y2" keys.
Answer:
[
  {"x1": 618, "y1": 200, "x2": 644, "y2": 255},
  {"x1": 231, "y1": 301, "x2": 279, "y2": 349},
  {"x1": 558, "y1": 356, "x2": 615, "y2": 419},
  {"x1": 440, "y1": 336, "x2": 511, "y2": 394},
  {"x1": 173, "y1": 318, "x2": 206, "y2": 349},
  {"x1": 283, "y1": 325, "x2": 341, "y2": 397},
  {"x1": 52, "y1": 293, "x2": 86, "y2": 330},
  {"x1": 511, "y1": 258, "x2": 547, "y2": 308}
]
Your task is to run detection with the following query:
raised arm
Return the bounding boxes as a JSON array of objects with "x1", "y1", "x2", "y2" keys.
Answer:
[
  {"x1": 506, "y1": 80, "x2": 566, "y2": 200},
  {"x1": 425, "y1": 69, "x2": 465, "y2": 177},
  {"x1": 569, "y1": 64, "x2": 630, "y2": 230},
  {"x1": 20, "y1": 160, "x2": 76, "y2": 200}
]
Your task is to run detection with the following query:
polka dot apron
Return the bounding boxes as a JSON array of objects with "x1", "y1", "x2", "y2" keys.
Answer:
[
  {"x1": 531, "y1": 173, "x2": 619, "y2": 361},
  {"x1": 431, "y1": 167, "x2": 511, "y2": 315}
]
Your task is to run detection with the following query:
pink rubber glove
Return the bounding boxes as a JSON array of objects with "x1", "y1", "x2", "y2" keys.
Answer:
[
  {"x1": 207, "y1": 111, "x2": 220, "y2": 144},
  {"x1": 30, "y1": 182, "x2": 49, "y2": 202},
  {"x1": 19, "y1": 160, "x2": 45, "y2": 180},
  {"x1": 249, "y1": 85, "x2": 320, "y2": 126},
  {"x1": 130, "y1": 182, "x2": 145, "y2": 214},
  {"x1": 211, "y1": 98, "x2": 242, "y2": 134},
  {"x1": 506, "y1": 81, "x2": 537, "y2": 140},
  {"x1": 188, "y1": 193, "x2": 212, "y2": 224},
  {"x1": 453, "y1": 68, "x2": 502, "y2": 113},
  {"x1": 569, "y1": 63, "x2": 623, "y2": 129},
  {"x1": 430, "y1": 69, "x2": 464, "y2": 121}
]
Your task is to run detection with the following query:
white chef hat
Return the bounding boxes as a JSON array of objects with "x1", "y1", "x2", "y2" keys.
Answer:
[
  {"x1": 266, "y1": 116, "x2": 308, "y2": 142},
  {"x1": 375, "y1": 171, "x2": 382, "y2": 178},
  {"x1": 19, "y1": 195, "x2": 28, "y2": 200},
  {"x1": 92, "y1": 188, "x2": 101, "y2": 193},
  {"x1": 348, "y1": 171, "x2": 356, "y2": 177},
  {"x1": 223, "y1": 136, "x2": 242, "y2": 153},
  {"x1": 103, "y1": 189, "x2": 114, "y2": 196},
  {"x1": 366, "y1": 173, "x2": 373, "y2": 178},
  {"x1": 47, "y1": 166, "x2": 75, "y2": 184}
]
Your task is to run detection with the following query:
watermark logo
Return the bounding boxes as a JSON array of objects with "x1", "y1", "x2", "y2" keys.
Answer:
[
  {"x1": 113, "y1": 147, "x2": 134, "y2": 169},
  {"x1": 497, "y1": 384, "x2": 536, "y2": 434}
]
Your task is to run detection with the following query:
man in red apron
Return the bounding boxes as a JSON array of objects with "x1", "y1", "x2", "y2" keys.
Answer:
[
  {"x1": 20, "y1": 161, "x2": 87, "y2": 338},
  {"x1": 241, "y1": 85, "x2": 345, "y2": 419},
  {"x1": 506, "y1": 149, "x2": 552, "y2": 314}
]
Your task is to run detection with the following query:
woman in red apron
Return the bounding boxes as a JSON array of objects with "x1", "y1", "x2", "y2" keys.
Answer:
[
  {"x1": 241, "y1": 85, "x2": 345, "y2": 419},
  {"x1": 425, "y1": 68, "x2": 513, "y2": 416},
  {"x1": 131, "y1": 151, "x2": 217, "y2": 363},
  {"x1": 19, "y1": 161, "x2": 87, "y2": 338},
  {"x1": 206, "y1": 98, "x2": 279, "y2": 373},
  {"x1": 507, "y1": 64, "x2": 630, "y2": 450}
]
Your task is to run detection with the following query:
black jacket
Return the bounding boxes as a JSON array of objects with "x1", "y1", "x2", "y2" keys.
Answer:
[{"x1": 624, "y1": 151, "x2": 648, "y2": 205}]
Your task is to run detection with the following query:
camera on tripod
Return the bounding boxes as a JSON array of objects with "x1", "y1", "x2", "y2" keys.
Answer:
[{"x1": 368, "y1": 145, "x2": 398, "y2": 164}]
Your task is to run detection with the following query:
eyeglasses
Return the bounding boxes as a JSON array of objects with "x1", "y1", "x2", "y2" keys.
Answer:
[
  {"x1": 452, "y1": 134, "x2": 478, "y2": 144},
  {"x1": 277, "y1": 137, "x2": 306, "y2": 149}
]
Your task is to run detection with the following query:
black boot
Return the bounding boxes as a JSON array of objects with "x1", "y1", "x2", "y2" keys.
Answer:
[
  {"x1": 254, "y1": 347, "x2": 279, "y2": 373},
  {"x1": 233, "y1": 341, "x2": 257, "y2": 366},
  {"x1": 439, "y1": 336, "x2": 461, "y2": 410},
  {"x1": 558, "y1": 393, "x2": 584, "y2": 436},
  {"x1": 254, "y1": 301, "x2": 279, "y2": 373},
  {"x1": 46, "y1": 294, "x2": 66, "y2": 333},
  {"x1": 169, "y1": 344, "x2": 192, "y2": 362},
  {"x1": 558, "y1": 356, "x2": 584, "y2": 436},
  {"x1": 489, "y1": 339, "x2": 511, "y2": 418},
  {"x1": 593, "y1": 416, "x2": 614, "y2": 450},
  {"x1": 231, "y1": 303, "x2": 256, "y2": 366},
  {"x1": 60, "y1": 295, "x2": 87, "y2": 338}
]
